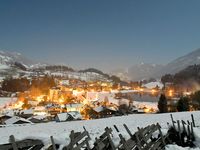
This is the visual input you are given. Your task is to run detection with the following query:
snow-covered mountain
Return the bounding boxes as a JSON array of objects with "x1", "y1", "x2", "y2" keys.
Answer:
[
  {"x1": 127, "y1": 63, "x2": 163, "y2": 81},
  {"x1": 112, "y1": 63, "x2": 163, "y2": 81},
  {"x1": 113, "y1": 48, "x2": 200, "y2": 81},
  {"x1": 156, "y1": 48, "x2": 200, "y2": 76},
  {"x1": 110, "y1": 68, "x2": 129, "y2": 81},
  {"x1": 0, "y1": 50, "x2": 37, "y2": 67},
  {"x1": 0, "y1": 50, "x2": 48, "y2": 78}
]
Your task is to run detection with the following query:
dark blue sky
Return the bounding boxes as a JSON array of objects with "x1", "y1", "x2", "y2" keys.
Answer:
[{"x1": 1, "y1": 0, "x2": 200, "y2": 71}]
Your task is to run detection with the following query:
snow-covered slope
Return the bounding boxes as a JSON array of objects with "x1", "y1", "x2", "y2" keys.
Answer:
[
  {"x1": 114, "y1": 48, "x2": 200, "y2": 81},
  {"x1": 127, "y1": 63, "x2": 163, "y2": 81},
  {"x1": 0, "y1": 111, "x2": 200, "y2": 149},
  {"x1": 0, "y1": 50, "x2": 36, "y2": 67},
  {"x1": 156, "y1": 48, "x2": 200, "y2": 76}
]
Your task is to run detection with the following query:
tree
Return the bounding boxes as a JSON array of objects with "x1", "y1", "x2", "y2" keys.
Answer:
[
  {"x1": 177, "y1": 97, "x2": 190, "y2": 112},
  {"x1": 191, "y1": 91, "x2": 200, "y2": 106},
  {"x1": 158, "y1": 94, "x2": 168, "y2": 113}
]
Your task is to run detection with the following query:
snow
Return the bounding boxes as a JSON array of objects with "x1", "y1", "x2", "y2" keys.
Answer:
[
  {"x1": 5, "y1": 116, "x2": 32, "y2": 125},
  {"x1": 143, "y1": 81, "x2": 164, "y2": 89},
  {"x1": 133, "y1": 101, "x2": 158, "y2": 111},
  {"x1": 86, "y1": 91, "x2": 130, "y2": 106},
  {"x1": 93, "y1": 106, "x2": 104, "y2": 112},
  {"x1": 166, "y1": 145, "x2": 200, "y2": 150},
  {"x1": 0, "y1": 64, "x2": 10, "y2": 70},
  {"x1": 0, "y1": 111, "x2": 200, "y2": 149},
  {"x1": 68, "y1": 111, "x2": 82, "y2": 120},
  {"x1": 28, "y1": 115, "x2": 47, "y2": 120},
  {"x1": 20, "y1": 109, "x2": 34, "y2": 115},
  {"x1": 0, "y1": 97, "x2": 17, "y2": 109},
  {"x1": 57, "y1": 113, "x2": 69, "y2": 122}
]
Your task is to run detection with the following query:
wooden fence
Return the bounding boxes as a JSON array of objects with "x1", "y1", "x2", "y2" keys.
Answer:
[
  {"x1": 167, "y1": 114, "x2": 196, "y2": 147},
  {"x1": 0, "y1": 114, "x2": 197, "y2": 150}
]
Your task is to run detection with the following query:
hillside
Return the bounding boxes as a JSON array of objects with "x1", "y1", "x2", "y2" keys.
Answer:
[
  {"x1": 0, "y1": 111, "x2": 199, "y2": 149},
  {"x1": 117, "y1": 48, "x2": 200, "y2": 81},
  {"x1": 161, "y1": 64, "x2": 200, "y2": 92},
  {"x1": 0, "y1": 51, "x2": 37, "y2": 67},
  {"x1": 156, "y1": 48, "x2": 200, "y2": 77}
]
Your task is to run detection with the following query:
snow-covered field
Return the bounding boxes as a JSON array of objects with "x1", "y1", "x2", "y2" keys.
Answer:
[
  {"x1": 0, "y1": 97, "x2": 17, "y2": 109},
  {"x1": 0, "y1": 111, "x2": 200, "y2": 149}
]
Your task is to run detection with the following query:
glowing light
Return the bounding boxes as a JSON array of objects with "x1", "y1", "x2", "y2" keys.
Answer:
[
  {"x1": 59, "y1": 99, "x2": 64, "y2": 103},
  {"x1": 140, "y1": 88, "x2": 144, "y2": 92},
  {"x1": 184, "y1": 92, "x2": 191, "y2": 96},
  {"x1": 35, "y1": 95, "x2": 44, "y2": 102},
  {"x1": 168, "y1": 90, "x2": 173, "y2": 97},
  {"x1": 13, "y1": 101, "x2": 24, "y2": 109}
]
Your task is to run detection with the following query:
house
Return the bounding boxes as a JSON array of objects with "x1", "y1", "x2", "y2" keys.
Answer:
[
  {"x1": 34, "y1": 106, "x2": 48, "y2": 116},
  {"x1": 93, "y1": 106, "x2": 117, "y2": 118},
  {"x1": 66, "y1": 103, "x2": 84, "y2": 112},
  {"x1": 28, "y1": 115, "x2": 48, "y2": 123},
  {"x1": 0, "y1": 114, "x2": 12, "y2": 124},
  {"x1": 55, "y1": 111, "x2": 82, "y2": 122},
  {"x1": 18, "y1": 109, "x2": 34, "y2": 119},
  {"x1": 28, "y1": 100, "x2": 40, "y2": 106},
  {"x1": 5, "y1": 116, "x2": 32, "y2": 125}
]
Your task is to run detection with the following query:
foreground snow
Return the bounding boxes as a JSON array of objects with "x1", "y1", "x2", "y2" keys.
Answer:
[
  {"x1": 0, "y1": 97, "x2": 17, "y2": 109},
  {"x1": 0, "y1": 111, "x2": 200, "y2": 149}
]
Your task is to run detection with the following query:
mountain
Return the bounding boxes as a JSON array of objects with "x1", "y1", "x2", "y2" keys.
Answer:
[
  {"x1": 128, "y1": 63, "x2": 163, "y2": 81},
  {"x1": 110, "y1": 68, "x2": 129, "y2": 81},
  {"x1": 0, "y1": 50, "x2": 48, "y2": 77},
  {"x1": 112, "y1": 63, "x2": 163, "y2": 81},
  {"x1": 0, "y1": 51, "x2": 37, "y2": 67},
  {"x1": 156, "y1": 48, "x2": 200, "y2": 77},
  {"x1": 115, "y1": 48, "x2": 200, "y2": 81}
]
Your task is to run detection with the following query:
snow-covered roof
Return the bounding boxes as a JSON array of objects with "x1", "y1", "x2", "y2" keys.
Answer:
[
  {"x1": 66, "y1": 103, "x2": 83, "y2": 108},
  {"x1": 57, "y1": 113, "x2": 68, "y2": 122},
  {"x1": 93, "y1": 106, "x2": 104, "y2": 113},
  {"x1": 5, "y1": 116, "x2": 32, "y2": 125},
  {"x1": 143, "y1": 81, "x2": 163, "y2": 89},
  {"x1": 20, "y1": 109, "x2": 34, "y2": 115},
  {"x1": 28, "y1": 115, "x2": 47, "y2": 121},
  {"x1": 68, "y1": 111, "x2": 82, "y2": 120},
  {"x1": 57, "y1": 111, "x2": 82, "y2": 121}
]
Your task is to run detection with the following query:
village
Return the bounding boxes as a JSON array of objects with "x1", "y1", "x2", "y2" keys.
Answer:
[{"x1": 0, "y1": 69, "x2": 190, "y2": 127}]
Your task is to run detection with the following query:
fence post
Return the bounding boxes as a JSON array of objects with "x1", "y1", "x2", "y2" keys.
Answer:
[
  {"x1": 157, "y1": 123, "x2": 166, "y2": 146},
  {"x1": 177, "y1": 120, "x2": 182, "y2": 145},
  {"x1": 181, "y1": 120, "x2": 186, "y2": 133},
  {"x1": 50, "y1": 136, "x2": 57, "y2": 150},
  {"x1": 9, "y1": 135, "x2": 18, "y2": 150},
  {"x1": 187, "y1": 122, "x2": 191, "y2": 140},
  {"x1": 170, "y1": 114, "x2": 175, "y2": 129},
  {"x1": 191, "y1": 114, "x2": 196, "y2": 127}
]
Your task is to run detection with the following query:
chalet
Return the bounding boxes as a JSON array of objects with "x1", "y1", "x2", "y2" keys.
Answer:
[
  {"x1": 66, "y1": 103, "x2": 83, "y2": 112},
  {"x1": 28, "y1": 115, "x2": 48, "y2": 123},
  {"x1": 34, "y1": 106, "x2": 48, "y2": 116},
  {"x1": 18, "y1": 109, "x2": 34, "y2": 119},
  {"x1": 93, "y1": 106, "x2": 117, "y2": 118},
  {"x1": 5, "y1": 116, "x2": 32, "y2": 125},
  {"x1": 28, "y1": 100, "x2": 40, "y2": 106},
  {"x1": 55, "y1": 111, "x2": 82, "y2": 122}
]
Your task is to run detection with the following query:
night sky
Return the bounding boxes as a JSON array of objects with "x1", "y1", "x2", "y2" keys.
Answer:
[{"x1": 1, "y1": 0, "x2": 200, "y2": 72}]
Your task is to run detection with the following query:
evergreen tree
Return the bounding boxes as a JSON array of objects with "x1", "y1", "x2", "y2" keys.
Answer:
[
  {"x1": 177, "y1": 97, "x2": 190, "y2": 112},
  {"x1": 158, "y1": 94, "x2": 168, "y2": 113},
  {"x1": 191, "y1": 91, "x2": 200, "y2": 106}
]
